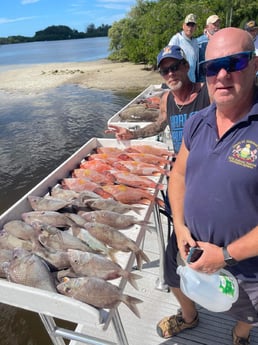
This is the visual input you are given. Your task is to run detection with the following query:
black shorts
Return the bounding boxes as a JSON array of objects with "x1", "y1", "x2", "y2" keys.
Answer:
[{"x1": 164, "y1": 231, "x2": 180, "y2": 288}]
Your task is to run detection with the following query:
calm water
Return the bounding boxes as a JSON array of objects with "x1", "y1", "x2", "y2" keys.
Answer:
[{"x1": 0, "y1": 38, "x2": 139, "y2": 345}]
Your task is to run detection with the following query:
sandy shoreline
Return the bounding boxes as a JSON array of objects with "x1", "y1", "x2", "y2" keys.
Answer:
[{"x1": 0, "y1": 59, "x2": 163, "y2": 94}]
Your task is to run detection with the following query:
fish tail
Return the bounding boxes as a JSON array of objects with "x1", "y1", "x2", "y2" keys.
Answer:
[
  {"x1": 122, "y1": 295, "x2": 143, "y2": 318},
  {"x1": 127, "y1": 272, "x2": 142, "y2": 290},
  {"x1": 131, "y1": 206, "x2": 145, "y2": 215},
  {"x1": 135, "y1": 249, "x2": 150, "y2": 270},
  {"x1": 155, "y1": 197, "x2": 165, "y2": 209},
  {"x1": 157, "y1": 183, "x2": 165, "y2": 190}
]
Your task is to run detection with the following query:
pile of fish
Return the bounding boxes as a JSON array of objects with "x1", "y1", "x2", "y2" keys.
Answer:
[
  {"x1": 118, "y1": 96, "x2": 161, "y2": 122},
  {"x1": 0, "y1": 143, "x2": 173, "y2": 318}
]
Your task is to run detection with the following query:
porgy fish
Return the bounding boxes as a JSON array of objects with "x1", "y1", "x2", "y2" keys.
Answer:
[
  {"x1": 78, "y1": 210, "x2": 149, "y2": 229},
  {"x1": 28, "y1": 195, "x2": 71, "y2": 211},
  {"x1": 3, "y1": 220, "x2": 36, "y2": 241},
  {"x1": 3, "y1": 248, "x2": 56, "y2": 292},
  {"x1": 0, "y1": 230, "x2": 33, "y2": 251},
  {"x1": 67, "y1": 250, "x2": 141, "y2": 289},
  {"x1": 57, "y1": 276, "x2": 142, "y2": 317},
  {"x1": 83, "y1": 222, "x2": 150, "y2": 270},
  {"x1": 38, "y1": 226, "x2": 94, "y2": 253}
]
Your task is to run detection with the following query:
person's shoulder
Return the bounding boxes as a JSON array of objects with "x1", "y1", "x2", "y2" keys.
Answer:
[{"x1": 197, "y1": 34, "x2": 208, "y2": 45}]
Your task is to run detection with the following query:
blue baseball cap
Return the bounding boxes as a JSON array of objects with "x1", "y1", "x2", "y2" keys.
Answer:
[{"x1": 157, "y1": 45, "x2": 187, "y2": 67}]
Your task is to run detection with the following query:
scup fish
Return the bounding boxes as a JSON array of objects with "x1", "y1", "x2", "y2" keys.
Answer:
[
  {"x1": 22, "y1": 211, "x2": 74, "y2": 228},
  {"x1": 57, "y1": 276, "x2": 142, "y2": 317},
  {"x1": 67, "y1": 250, "x2": 141, "y2": 289},
  {"x1": 110, "y1": 170, "x2": 164, "y2": 190},
  {"x1": 0, "y1": 230, "x2": 33, "y2": 251},
  {"x1": 3, "y1": 220, "x2": 36, "y2": 241},
  {"x1": 112, "y1": 160, "x2": 169, "y2": 176},
  {"x1": 3, "y1": 248, "x2": 56, "y2": 292},
  {"x1": 70, "y1": 225, "x2": 115, "y2": 259},
  {"x1": 28, "y1": 195, "x2": 71, "y2": 211},
  {"x1": 38, "y1": 226, "x2": 94, "y2": 253},
  {"x1": 84, "y1": 198, "x2": 144, "y2": 215},
  {"x1": 72, "y1": 169, "x2": 115, "y2": 184},
  {"x1": 125, "y1": 144, "x2": 173, "y2": 157},
  {"x1": 78, "y1": 210, "x2": 149, "y2": 229},
  {"x1": 83, "y1": 222, "x2": 150, "y2": 270}
]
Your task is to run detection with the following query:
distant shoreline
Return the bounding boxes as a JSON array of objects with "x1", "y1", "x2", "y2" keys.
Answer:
[{"x1": 0, "y1": 59, "x2": 163, "y2": 94}]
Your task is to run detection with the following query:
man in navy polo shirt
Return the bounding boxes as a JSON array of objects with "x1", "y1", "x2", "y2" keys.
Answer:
[{"x1": 157, "y1": 27, "x2": 258, "y2": 345}]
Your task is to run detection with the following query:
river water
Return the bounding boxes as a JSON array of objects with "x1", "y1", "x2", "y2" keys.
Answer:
[{"x1": 0, "y1": 37, "x2": 139, "y2": 345}]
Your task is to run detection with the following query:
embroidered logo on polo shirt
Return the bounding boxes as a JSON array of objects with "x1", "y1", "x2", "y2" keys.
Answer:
[{"x1": 229, "y1": 140, "x2": 258, "y2": 168}]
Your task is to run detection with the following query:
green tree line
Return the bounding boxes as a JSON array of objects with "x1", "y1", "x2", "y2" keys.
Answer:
[
  {"x1": 0, "y1": 24, "x2": 111, "y2": 45},
  {"x1": 108, "y1": 0, "x2": 258, "y2": 67}
]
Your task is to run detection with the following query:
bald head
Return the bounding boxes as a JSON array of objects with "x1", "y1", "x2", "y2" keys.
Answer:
[{"x1": 206, "y1": 27, "x2": 255, "y2": 60}]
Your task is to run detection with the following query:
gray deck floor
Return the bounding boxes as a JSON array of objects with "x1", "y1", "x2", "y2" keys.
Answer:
[{"x1": 69, "y1": 210, "x2": 258, "y2": 345}]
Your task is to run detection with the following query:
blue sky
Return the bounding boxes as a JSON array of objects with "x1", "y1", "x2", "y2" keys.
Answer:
[{"x1": 0, "y1": 0, "x2": 136, "y2": 37}]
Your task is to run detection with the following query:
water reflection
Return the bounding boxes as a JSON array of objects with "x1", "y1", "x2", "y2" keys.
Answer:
[
  {"x1": 0, "y1": 85, "x2": 137, "y2": 214},
  {"x1": 0, "y1": 84, "x2": 138, "y2": 344}
]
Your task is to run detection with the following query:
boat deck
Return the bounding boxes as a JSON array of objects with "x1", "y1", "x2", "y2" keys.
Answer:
[{"x1": 69, "y1": 209, "x2": 258, "y2": 345}]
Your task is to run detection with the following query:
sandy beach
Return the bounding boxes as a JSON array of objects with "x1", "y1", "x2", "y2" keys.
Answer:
[{"x1": 0, "y1": 59, "x2": 163, "y2": 94}]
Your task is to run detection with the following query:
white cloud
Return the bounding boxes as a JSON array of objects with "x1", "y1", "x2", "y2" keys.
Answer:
[
  {"x1": 0, "y1": 17, "x2": 36, "y2": 24},
  {"x1": 21, "y1": 0, "x2": 40, "y2": 4}
]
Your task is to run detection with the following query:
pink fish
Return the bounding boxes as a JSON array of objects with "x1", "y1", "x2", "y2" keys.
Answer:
[
  {"x1": 112, "y1": 160, "x2": 169, "y2": 176},
  {"x1": 72, "y1": 169, "x2": 115, "y2": 184},
  {"x1": 125, "y1": 144, "x2": 174, "y2": 157},
  {"x1": 110, "y1": 170, "x2": 164, "y2": 190}
]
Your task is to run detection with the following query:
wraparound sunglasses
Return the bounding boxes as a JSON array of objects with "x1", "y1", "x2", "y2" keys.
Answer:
[{"x1": 199, "y1": 51, "x2": 255, "y2": 77}]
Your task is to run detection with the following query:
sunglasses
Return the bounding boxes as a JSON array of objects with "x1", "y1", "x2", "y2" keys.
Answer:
[
  {"x1": 159, "y1": 60, "x2": 183, "y2": 76},
  {"x1": 200, "y1": 51, "x2": 255, "y2": 77}
]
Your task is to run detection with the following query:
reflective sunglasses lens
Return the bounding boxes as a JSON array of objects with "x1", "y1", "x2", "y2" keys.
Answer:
[
  {"x1": 159, "y1": 61, "x2": 181, "y2": 76},
  {"x1": 203, "y1": 52, "x2": 253, "y2": 77}
]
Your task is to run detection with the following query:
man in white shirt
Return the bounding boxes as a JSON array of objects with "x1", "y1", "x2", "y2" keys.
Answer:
[
  {"x1": 244, "y1": 20, "x2": 258, "y2": 54},
  {"x1": 168, "y1": 14, "x2": 199, "y2": 82}
]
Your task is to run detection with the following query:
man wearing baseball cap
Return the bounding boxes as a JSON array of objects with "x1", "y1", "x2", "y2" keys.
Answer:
[
  {"x1": 244, "y1": 20, "x2": 258, "y2": 54},
  {"x1": 168, "y1": 14, "x2": 199, "y2": 82},
  {"x1": 197, "y1": 14, "x2": 221, "y2": 81}
]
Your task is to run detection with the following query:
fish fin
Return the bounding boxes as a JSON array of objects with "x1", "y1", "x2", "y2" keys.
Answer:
[
  {"x1": 127, "y1": 272, "x2": 142, "y2": 290},
  {"x1": 122, "y1": 295, "x2": 143, "y2": 318},
  {"x1": 108, "y1": 248, "x2": 119, "y2": 263}
]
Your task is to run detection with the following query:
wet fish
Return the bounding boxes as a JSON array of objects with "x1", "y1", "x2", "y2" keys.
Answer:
[
  {"x1": 119, "y1": 104, "x2": 159, "y2": 122},
  {"x1": 28, "y1": 195, "x2": 71, "y2": 211},
  {"x1": 57, "y1": 276, "x2": 142, "y2": 317},
  {"x1": 33, "y1": 246, "x2": 70, "y2": 271},
  {"x1": 61, "y1": 178, "x2": 100, "y2": 193},
  {"x1": 78, "y1": 210, "x2": 149, "y2": 229},
  {"x1": 70, "y1": 225, "x2": 115, "y2": 259},
  {"x1": 22, "y1": 211, "x2": 74, "y2": 228},
  {"x1": 112, "y1": 160, "x2": 169, "y2": 176},
  {"x1": 84, "y1": 198, "x2": 144, "y2": 215},
  {"x1": 125, "y1": 144, "x2": 173, "y2": 157},
  {"x1": 38, "y1": 226, "x2": 94, "y2": 253},
  {"x1": 3, "y1": 220, "x2": 36, "y2": 241},
  {"x1": 0, "y1": 249, "x2": 13, "y2": 278},
  {"x1": 0, "y1": 230, "x2": 33, "y2": 251},
  {"x1": 50, "y1": 185, "x2": 80, "y2": 200},
  {"x1": 125, "y1": 152, "x2": 171, "y2": 166},
  {"x1": 98, "y1": 184, "x2": 156, "y2": 205},
  {"x1": 110, "y1": 170, "x2": 164, "y2": 190},
  {"x1": 3, "y1": 248, "x2": 56, "y2": 292},
  {"x1": 83, "y1": 222, "x2": 150, "y2": 270},
  {"x1": 67, "y1": 250, "x2": 141, "y2": 289},
  {"x1": 72, "y1": 169, "x2": 115, "y2": 185},
  {"x1": 80, "y1": 160, "x2": 113, "y2": 172}
]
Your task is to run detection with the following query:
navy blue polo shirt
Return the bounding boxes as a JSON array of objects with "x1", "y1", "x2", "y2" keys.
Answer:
[{"x1": 183, "y1": 99, "x2": 258, "y2": 279}]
